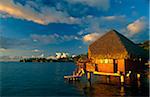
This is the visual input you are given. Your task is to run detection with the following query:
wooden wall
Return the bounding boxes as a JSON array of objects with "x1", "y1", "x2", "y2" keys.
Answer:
[
  {"x1": 87, "y1": 58, "x2": 125, "y2": 73},
  {"x1": 117, "y1": 59, "x2": 125, "y2": 73},
  {"x1": 97, "y1": 63, "x2": 114, "y2": 73},
  {"x1": 86, "y1": 63, "x2": 95, "y2": 72}
]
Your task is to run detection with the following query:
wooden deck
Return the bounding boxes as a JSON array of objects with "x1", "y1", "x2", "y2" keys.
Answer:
[
  {"x1": 93, "y1": 71, "x2": 121, "y2": 76},
  {"x1": 64, "y1": 75, "x2": 81, "y2": 79}
]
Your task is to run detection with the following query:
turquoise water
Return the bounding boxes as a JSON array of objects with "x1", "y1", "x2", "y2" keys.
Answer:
[{"x1": 0, "y1": 62, "x2": 149, "y2": 96}]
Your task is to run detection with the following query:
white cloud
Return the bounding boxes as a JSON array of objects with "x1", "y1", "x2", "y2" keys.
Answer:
[
  {"x1": 127, "y1": 17, "x2": 148, "y2": 35},
  {"x1": 78, "y1": 15, "x2": 127, "y2": 40},
  {"x1": 101, "y1": 15, "x2": 126, "y2": 21},
  {"x1": 31, "y1": 34, "x2": 59, "y2": 44},
  {"x1": 31, "y1": 34, "x2": 80, "y2": 44},
  {"x1": 76, "y1": 15, "x2": 128, "y2": 43},
  {"x1": 0, "y1": 0, "x2": 80, "y2": 25},
  {"x1": 0, "y1": 48, "x2": 40, "y2": 53},
  {"x1": 0, "y1": 48, "x2": 42, "y2": 58},
  {"x1": 32, "y1": 49, "x2": 42, "y2": 52},
  {"x1": 65, "y1": 0, "x2": 110, "y2": 11},
  {"x1": 83, "y1": 32, "x2": 103, "y2": 42},
  {"x1": 0, "y1": 48, "x2": 7, "y2": 52}
]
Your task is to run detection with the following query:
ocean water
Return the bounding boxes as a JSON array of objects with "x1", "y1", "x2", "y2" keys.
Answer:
[{"x1": 0, "y1": 62, "x2": 149, "y2": 97}]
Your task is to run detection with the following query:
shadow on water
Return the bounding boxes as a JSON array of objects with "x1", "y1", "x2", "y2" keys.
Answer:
[{"x1": 65, "y1": 73, "x2": 149, "y2": 97}]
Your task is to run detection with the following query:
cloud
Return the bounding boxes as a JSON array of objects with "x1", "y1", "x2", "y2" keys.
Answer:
[
  {"x1": 31, "y1": 34, "x2": 80, "y2": 44},
  {"x1": 79, "y1": 15, "x2": 130, "y2": 43},
  {"x1": 78, "y1": 15, "x2": 127, "y2": 39},
  {"x1": 0, "y1": 36, "x2": 34, "y2": 49},
  {"x1": 0, "y1": 48, "x2": 41, "y2": 53},
  {"x1": 32, "y1": 49, "x2": 42, "y2": 53},
  {"x1": 31, "y1": 34, "x2": 59, "y2": 44},
  {"x1": 0, "y1": 48, "x2": 43, "y2": 58},
  {"x1": 83, "y1": 32, "x2": 103, "y2": 42},
  {"x1": 100, "y1": 15, "x2": 126, "y2": 21},
  {"x1": 0, "y1": 0, "x2": 80, "y2": 25},
  {"x1": 65, "y1": 0, "x2": 110, "y2": 11},
  {"x1": 127, "y1": 17, "x2": 148, "y2": 35},
  {"x1": 0, "y1": 48, "x2": 7, "y2": 52}
]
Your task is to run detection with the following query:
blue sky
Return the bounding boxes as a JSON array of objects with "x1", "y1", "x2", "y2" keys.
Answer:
[{"x1": 0, "y1": 0, "x2": 149, "y2": 57}]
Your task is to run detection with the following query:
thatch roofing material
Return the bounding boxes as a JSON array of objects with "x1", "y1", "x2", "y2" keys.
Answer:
[{"x1": 88, "y1": 30, "x2": 148, "y2": 59}]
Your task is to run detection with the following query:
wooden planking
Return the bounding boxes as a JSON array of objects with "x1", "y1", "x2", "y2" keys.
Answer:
[
  {"x1": 64, "y1": 75, "x2": 81, "y2": 79},
  {"x1": 93, "y1": 71, "x2": 121, "y2": 76}
]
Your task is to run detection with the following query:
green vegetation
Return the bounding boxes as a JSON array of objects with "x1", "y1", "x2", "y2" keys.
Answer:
[
  {"x1": 20, "y1": 53, "x2": 88, "y2": 63},
  {"x1": 138, "y1": 40, "x2": 150, "y2": 51},
  {"x1": 20, "y1": 57, "x2": 74, "y2": 62},
  {"x1": 72, "y1": 53, "x2": 88, "y2": 63}
]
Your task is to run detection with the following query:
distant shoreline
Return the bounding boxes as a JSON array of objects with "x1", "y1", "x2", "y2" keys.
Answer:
[{"x1": 19, "y1": 57, "x2": 76, "y2": 63}]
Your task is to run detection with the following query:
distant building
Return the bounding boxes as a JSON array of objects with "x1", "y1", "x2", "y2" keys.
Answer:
[
  {"x1": 55, "y1": 52, "x2": 70, "y2": 59},
  {"x1": 46, "y1": 56, "x2": 57, "y2": 60},
  {"x1": 61, "y1": 53, "x2": 70, "y2": 58},
  {"x1": 56, "y1": 52, "x2": 62, "y2": 59},
  {"x1": 72, "y1": 55, "x2": 77, "y2": 58}
]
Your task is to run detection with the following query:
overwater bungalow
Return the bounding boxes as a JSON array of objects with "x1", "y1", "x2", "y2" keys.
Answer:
[
  {"x1": 65, "y1": 29, "x2": 148, "y2": 84},
  {"x1": 87, "y1": 29, "x2": 148, "y2": 73}
]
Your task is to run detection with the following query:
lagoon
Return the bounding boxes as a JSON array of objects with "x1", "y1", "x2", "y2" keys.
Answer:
[{"x1": 0, "y1": 62, "x2": 149, "y2": 96}]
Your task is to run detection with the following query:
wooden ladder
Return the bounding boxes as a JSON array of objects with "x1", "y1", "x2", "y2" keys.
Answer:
[{"x1": 64, "y1": 68, "x2": 85, "y2": 80}]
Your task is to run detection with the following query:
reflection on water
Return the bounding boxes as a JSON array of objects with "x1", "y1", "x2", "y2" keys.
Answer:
[{"x1": 66, "y1": 74, "x2": 149, "y2": 97}]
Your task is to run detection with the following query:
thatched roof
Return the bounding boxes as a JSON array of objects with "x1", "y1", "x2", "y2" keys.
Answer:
[{"x1": 88, "y1": 29, "x2": 148, "y2": 59}]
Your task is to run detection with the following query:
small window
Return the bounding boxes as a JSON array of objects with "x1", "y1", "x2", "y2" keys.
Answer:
[
  {"x1": 109, "y1": 59, "x2": 113, "y2": 64},
  {"x1": 98, "y1": 59, "x2": 113, "y2": 64},
  {"x1": 100, "y1": 59, "x2": 103, "y2": 63},
  {"x1": 104, "y1": 59, "x2": 108, "y2": 63}
]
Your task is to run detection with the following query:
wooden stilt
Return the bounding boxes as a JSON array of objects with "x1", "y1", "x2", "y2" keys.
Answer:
[
  {"x1": 106, "y1": 75, "x2": 110, "y2": 83},
  {"x1": 120, "y1": 86, "x2": 125, "y2": 96},
  {"x1": 73, "y1": 72, "x2": 75, "y2": 81},
  {"x1": 120, "y1": 75, "x2": 124, "y2": 85},
  {"x1": 137, "y1": 73, "x2": 140, "y2": 81},
  {"x1": 87, "y1": 72, "x2": 92, "y2": 87},
  {"x1": 87, "y1": 72, "x2": 91, "y2": 81}
]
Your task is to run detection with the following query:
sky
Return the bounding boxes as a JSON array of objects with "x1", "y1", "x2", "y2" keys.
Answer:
[{"x1": 0, "y1": 0, "x2": 149, "y2": 57}]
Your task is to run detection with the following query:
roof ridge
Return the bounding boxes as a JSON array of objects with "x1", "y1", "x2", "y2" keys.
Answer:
[
  {"x1": 112, "y1": 31, "x2": 130, "y2": 58},
  {"x1": 114, "y1": 30, "x2": 147, "y2": 58}
]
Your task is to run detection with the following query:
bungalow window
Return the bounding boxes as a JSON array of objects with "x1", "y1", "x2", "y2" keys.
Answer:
[
  {"x1": 104, "y1": 59, "x2": 108, "y2": 63},
  {"x1": 108, "y1": 59, "x2": 113, "y2": 64},
  {"x1": 98, "y1": 59, "x2": 113, "y2": 64},
  {"x1": 100, "y1": 59, "x2": 103, "y2": 63}
]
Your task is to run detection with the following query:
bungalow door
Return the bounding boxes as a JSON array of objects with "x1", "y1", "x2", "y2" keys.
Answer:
[{"x1": 113, "y1": 59, "x2": 118, "y2": 73}]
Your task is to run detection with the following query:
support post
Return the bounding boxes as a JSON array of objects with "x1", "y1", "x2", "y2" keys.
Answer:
[
  {"x1": 137, "y1": 73, "x2": 140, "y2": 81},
  {"x1": 120, "y1": 86, "x2": 125, "y2": 96},
  {"x1": 120, "y1": 74, "x2": 124, "y2": 85},
  {"x1": 87, "y1": 72, "x2": 92, "y2": 87},
  {"x1": 87, "y1": 72, "x2": 91, "y2": 81},
  {"x1": 106, "y1": 75, "x2": 110, "y2": 83},
  {"x1": 73, "y1": 71, "x2": 75, "y2": 81}
]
